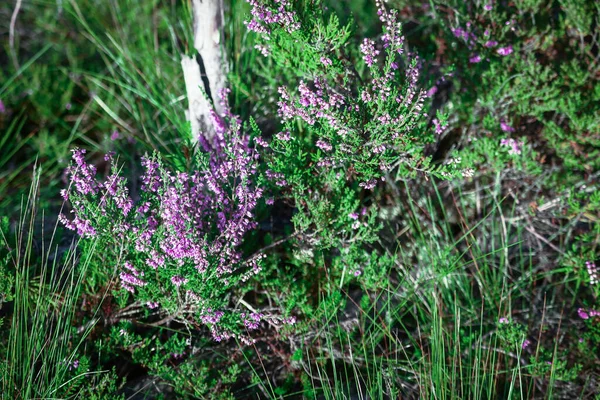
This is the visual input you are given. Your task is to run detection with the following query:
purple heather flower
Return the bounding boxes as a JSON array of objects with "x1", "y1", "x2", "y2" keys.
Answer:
[
  {"x1": 372, "y1": 144, "x2": 386, "y2": 154},
  {"x1": 484, "y1": 40, "x2": 498, "y2": 48},
  {"x1": 433, "y1": 118, "x2": 446, "y2": 135},
  {"x1": 110, "y1": 130, "x2": 120, "y2": 140},
  {"x1": 452, "y1": 27, "x2": 468, "y2": 41},
  {"x1": 354, "y1": 270, "x2": 362, "y2": 277},
  {"x1": 243, "y1": 312, "x2": 263, "y2": 330},
  {"x1": 497, "y1": 46, "x2": 513, "y2": 56},
  {"x1": 171, "y1": 276, "x2": 188, "y2": 287},
  {"x1": 67, "y1": 148, "x2": 99, "y2": 196},
  {"x1": 316, "y1": 139, "x2": 332, "y2": 152},
  {"x1": 61, "y1": 87, "x2": 266, "y2": 342},
  {"x1": 469, "y1": 54, "x2": 482, "y2": 63},
  {"x1": 522, "y1": 339, "x2": 531, "y2": 349},
  {"x1": 484, "y1": 4, "x2": 493, "y2": 11},
  {"x1": 254, "y1": 136, "x2": 269, "y2": 148},
  {"x1": 104, "y1": 151, "x2": 115, "y2": 162},
  {"x1": 500, "y1": 121, "x2": 515, "y2": 132},
  {"x1": 68, "y1": 359, "x2": 80, "y2": 371},
  {"x1": 244, "y1": 0, "x2": 300, "y2": 35},
  {"x1": 59, "y1": 214, "x2": 96, "y2": 237},
  {"x1": 361, "y1": 90, "x2": 372, "y2": 102},
  {"x1": 201, "y1": 309, "x2": 225, "y2": 325},
  {"x1": 500, "y1": 138, "x2": 522, "y2": 155},
  {"x1": 147, "y1": 301, "x2": 159, "y2": 309},
  {"x1": 0, "y1": 99, "x2": 5, "y2": 114},
  {"x1": 348, "y1": 212, "x2": 359, "y2": 220},
  {"x1": 359, "y1": 178, "x2": 379, "y2": 190},
  {"x1": 276, "y1": 131, "x2": 291, "y2": 141},
  {"x1": 120, "y1": 271, "x2": 147, "y2": 288},
  {"x1": 320, "y1": 56, "x2": 332, "y2": 67},
  {"x1": 578, "y1": 308, "x2": 589, "y2": 319},
  {"x1": 499, "y1": 317, "x2": 509, "y2": 324},
  {"x1": 360, "y1": 38, "x2": 380, "y2": 67}
]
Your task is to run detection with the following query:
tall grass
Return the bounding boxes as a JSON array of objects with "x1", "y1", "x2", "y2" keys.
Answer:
[
  {"x1": 0, "y1": 167, "x2": 102, "y2": 399},
  {"x1": 278, "y1": 178, "x2": 571, "y2": 399},
  {"x1": 66, "y1": 0, "x2": 192, "y2": 163}
]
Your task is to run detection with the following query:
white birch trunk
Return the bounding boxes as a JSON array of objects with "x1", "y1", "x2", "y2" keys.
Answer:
[{"x1": 182, "y1": 0, "x2": 227, "y2": 143}]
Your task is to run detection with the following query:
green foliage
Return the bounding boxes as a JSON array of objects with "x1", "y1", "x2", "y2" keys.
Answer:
[{"x1": 1, "y1": 0, "x2": 599, "y2": 397}]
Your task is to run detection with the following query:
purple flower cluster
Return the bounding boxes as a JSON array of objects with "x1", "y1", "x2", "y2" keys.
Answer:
[
  {"x1": 376, "y1": 0, "x2": 404, "y2": 52},
  {"x1": 269, "y1": 5, "x2": 427, "y2": 188},
  {"x1": 244, "y1": 0, "x2": 300, "y2": 35},
  {"x1": 60, "y1": 148, "x2": 135, "y2": 238},
  {"x1": 497, "y1": 46, "x2": 513, "y2": 56},
  {"x1": 60, "y1": 89, "x2": 267, "y2": 338},
  {"x1": 254, "y1": 44, "x2": 270, "y2": 57},
  {"x1": 469, "y1": 54, "x2": 482, "y2": 63},
  {"x1": 277, "y1": 79, "x2": 346, "y2": 134},
  {"x1": 129, "y1": 91, "x2": 264, "y2": 281},
  {"x1": 360, "y1": 38, "x2": 380, "y2": 67},
  {"x1": 242, "y1": 312, "x2": 264, "y2": 330},
  {"x1": 58, "y1": 213, "x2": 96, "y2": 238},
  {"x1": 266, "y1": 169, "x2": 287, "y2": 187},
  {"x1": 433, "y1": 118, "x2": 447, "y2": 135},
  {"x1": 67, "y1": 359, "x2": 79, "y2": 371},
  {"x1": 103, "y1": 173, "x2": 133, "y2": 216},
  {"x1": 359, "y1": 178, "x2": 381, "y2": 190},
  {"x1": 448, "y1": 17, "x2": 516, "y2": 60},
  {"x1": 401, "y1": 61, "x2": 426, "y2": 114},
  {"x1": 120, "y1": 261, "x2": 147, "y2": 293},
  {"x1": 316, "y1": 139, "x2": 332, "y2": 152},
  {"x1": 320, "y1": 57, "x2": 332, "y2": 67},
  {"x1": 500, "y1": 138, "x2": 522, "y2": 155},
  {"x1": 200, "y1": 308, "x2": 224, "y2": 325},
  {"x1": 500, "y1": 121, "x2": 515, "y2": 133},
  {"x1": 578, "y1": 307, "x2": 600, "y2": 319},
  {"x1": 68, "y1": 149, "x2": 99, "y2": 196},
  {"x1": 170, "y1": 275, "x2": 188, "y2": 287},
  {"x1": 452, "y1": 26, "x2": 477, "y2": 45}
]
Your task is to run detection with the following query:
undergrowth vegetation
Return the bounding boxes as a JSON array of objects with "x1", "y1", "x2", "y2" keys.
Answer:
[{"x1": 1, "y1": 0, "x2": 599, "y2": 398}]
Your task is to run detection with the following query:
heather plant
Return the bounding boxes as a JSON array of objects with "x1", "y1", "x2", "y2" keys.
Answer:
[
  {"x1": 3, "y1": 0, "x2": 600, "y2": 397},
  {"x1": 408, "y1": 0, "x2": 600, "y2": 175},
  {"x1": 59, "y1": 92, "x2": 280, "y2": 343},
  {"x1": 247, "y1": 0, "x2": 467, "y2": 185},
  {"x1": 240, "y1": 0, "x2": 468, "y2": 304}
]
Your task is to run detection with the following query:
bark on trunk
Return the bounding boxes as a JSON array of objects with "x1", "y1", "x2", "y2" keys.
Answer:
[{"x1": 182, "y1": 0, "x2": 227, "y2": 143}]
